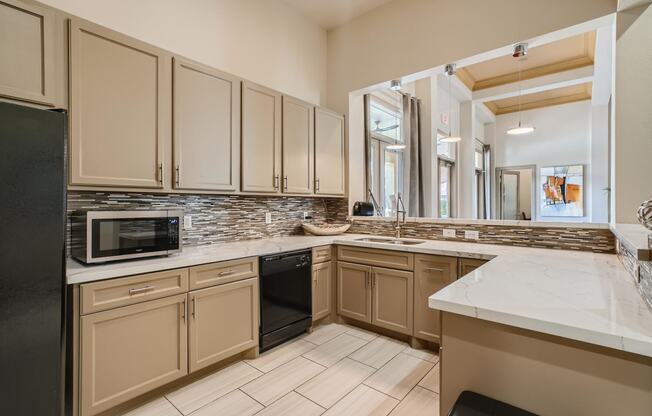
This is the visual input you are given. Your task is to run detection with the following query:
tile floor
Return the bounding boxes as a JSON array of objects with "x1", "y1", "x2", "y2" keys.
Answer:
[{"x1": 123, "y1": 323, "x2": 440, "y2": 416}]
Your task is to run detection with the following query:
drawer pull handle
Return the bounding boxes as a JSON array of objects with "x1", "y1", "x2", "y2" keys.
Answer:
[
  {"x1": 129, "y1": 285, "x2": 154, "y2": 295},
  {"x1": 218, "y1": 269, "x2": 234, "y2": 276},
  {"x1": 423, "y1": 267, "x2": 445, "y2": 273}
]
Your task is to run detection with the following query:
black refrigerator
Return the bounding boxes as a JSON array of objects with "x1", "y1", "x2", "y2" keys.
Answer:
[{"x1": 0, "y1": 102, "x2": 67, "y2": 415}]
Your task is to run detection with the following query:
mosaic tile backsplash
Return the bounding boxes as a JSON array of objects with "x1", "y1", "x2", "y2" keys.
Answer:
[
  {"x1": 615, "y1": 237, "x2": 652, "y2": 312},
  {"x1": 347, "y1": 218, "x2": 616, "y2": 254},
  {"x1": 66, "y1": 192, "x2": 349, "y2": 255}
]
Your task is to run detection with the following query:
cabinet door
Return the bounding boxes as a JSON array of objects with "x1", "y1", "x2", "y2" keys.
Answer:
[
  {"x1": 414, "y1": 254, "x2": 457, "y2": 343},
  {"x1": 337, "y1": 261, "x2": 371, "y2": 323},
  {"x1": 241, "y1": 81, "x2": 281, "y2": 193},
  {"x1": 173, "y1": 57, "x2": 240, "y2": 191},
  {"x1": 371, "y1": 267, "x2": 413, "y2": 335},
  {"x1": 312, "y1": 261, "x2": 332, "y2": 321},
  {"x1": 314, "y1": 107, "x2": 345, "y2": 195},
  {"x1": 80, "y1": 294, "x2": 187, "y2": 416},
  {"x1": 188, "y1": 278, "x2": 258, "y2": 373},
  {"x1": 282, "y1": 95, "x2": 314, "y2": 194},
  {"x1": 458, "y1": 258, "x2": 487, "y2": 278},
  {"x1": 69, "y1": 18, "x2": 168, "y2": 188},
  {"x1": 0, "y1": 0, "x2": 55, "y2": 105}
]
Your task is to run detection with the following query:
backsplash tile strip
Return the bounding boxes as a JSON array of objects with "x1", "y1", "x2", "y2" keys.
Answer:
[
  {"x1": 66, "y1": 192, "x2": 349, "y2": 255},
  {"x1": 346, "y1": 218, "x2": 615, "y2": 254},
  {"x1": 615, "y1": 234, "x2": 652, "y2": 312}
]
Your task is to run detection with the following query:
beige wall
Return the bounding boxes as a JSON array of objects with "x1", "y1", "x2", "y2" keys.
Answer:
[
  {"x1": 614, "y1": 4, "x2": 652, "y2": 223},
  {"x1": 38, "y1": 0, "x2": 328, "y2": 105},
  {"x1": 328, "y1": 0, "x2": 617, "y2": 208}
]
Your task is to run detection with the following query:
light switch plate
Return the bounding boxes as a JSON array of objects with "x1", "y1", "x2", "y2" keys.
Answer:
[
  {"x1": 265, "y1": 212, "x2": 272, "y2": 224},
  {"x1": 303, "y1": 211, "x2": 309, "y2": 220},
  {"x1": 465, "y1": 230, "x2": 480, "y2": 240},
  {"x1": 443, "y1": 229, "x2": 456, "y2": 238},
  {"x1": 183, "y1": 215, "x2": 192, "y2": 230}
]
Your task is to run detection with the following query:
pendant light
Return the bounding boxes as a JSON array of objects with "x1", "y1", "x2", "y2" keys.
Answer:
[
  {"x1": 440, "y1": 64, "x2": 462, "y2": 143},
  {"x1": 506, "y1": 43, "x2": 535, "y2": 136}
]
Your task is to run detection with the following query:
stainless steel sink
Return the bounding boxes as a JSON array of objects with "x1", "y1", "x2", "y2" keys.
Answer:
[{"x1": 355, "y1": 237, "x2": 425, "y2": 245}]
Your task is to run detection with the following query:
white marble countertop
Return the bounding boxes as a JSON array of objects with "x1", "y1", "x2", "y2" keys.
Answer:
[
  {"x1": 610, "y1": 223, "x2": 651, "y2": 260},
  {"x1": 67, "y1": 234, "x2": 652, "y2": 358}
]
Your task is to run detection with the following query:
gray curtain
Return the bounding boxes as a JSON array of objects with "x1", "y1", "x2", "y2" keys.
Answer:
[{"x1": 403, "y1": 94, "x2": 424, "y2": 216}]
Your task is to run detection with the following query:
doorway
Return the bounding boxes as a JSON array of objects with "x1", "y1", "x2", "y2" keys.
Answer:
[{"x1": 496, "y1": 166, "x2": 535, "y2": 220}]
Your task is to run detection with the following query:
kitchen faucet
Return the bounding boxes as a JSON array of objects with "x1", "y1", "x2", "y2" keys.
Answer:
[{"x1": 395, "y1": 193, "x2": 406, "y2": 238}]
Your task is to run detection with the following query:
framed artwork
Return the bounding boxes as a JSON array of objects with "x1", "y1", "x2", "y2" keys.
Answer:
[{"x1": 540, "y1": 165, "x2": 584, "y2": 217}]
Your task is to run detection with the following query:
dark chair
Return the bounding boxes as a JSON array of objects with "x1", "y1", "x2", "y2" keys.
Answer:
[{"x1": 449, "y1": 391, "x2": 538, "y2": 416}]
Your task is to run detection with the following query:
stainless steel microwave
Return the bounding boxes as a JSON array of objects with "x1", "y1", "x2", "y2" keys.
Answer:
[{"x1": 71, "y1": 210, "x2": 183, "y2": 264}]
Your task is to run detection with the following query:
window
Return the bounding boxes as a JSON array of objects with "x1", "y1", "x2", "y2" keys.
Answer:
[
  {"x1": 368, "y1": 91, "x2": 404, "y2": 217},
  {"x1": 439, "y1": 160, "x2": 453, "y2": 218},
  {"x1": 435, "y1": 131, "x2": 456, "y2": 218},
  {"x1": 474, "y1": 144, "x2": 485, "y2": 219}
]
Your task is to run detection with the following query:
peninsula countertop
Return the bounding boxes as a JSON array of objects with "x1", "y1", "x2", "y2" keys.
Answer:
[{"x1": 67, "y1": 234, "x2": 652, "y2": 358}]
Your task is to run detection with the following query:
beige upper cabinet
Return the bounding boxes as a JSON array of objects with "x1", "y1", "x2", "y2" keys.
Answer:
[
  {"x1": 414, "y1": 255, "x2": 457, "y2": 342},
  {"x1": 69, "y1": 18, "x2": 168, "y2": 188},
  {"x1": 188, "y1": 278, "x2": 258, "y2": 373},
  {"x1": 241, "y1": 80, "x2": 282, "y2": 193},
  {"x1": 173, "y1": 58, "x2": 240, "y2": 191},
  {"x1": 282, "y1": 95, "x2": 314, "y2": 194},
  {"x1": 0, "y1": 0, "x2": 55, "y2": 106},
  {"x1": 337, "y1": 261, "x2": 372, "y2": 323},
  {"x1": 80, "y1": 294, "x2": 187, "y2": 416},
  {"x1": 312, "y1": 261, "x2": 332, "y2": 321},
  {"x1": 371, "y1": 267, "x2": 414, "y2": 335},
  {"x1": 314, "y1": 107, "x2": 345, "y2": 196}
]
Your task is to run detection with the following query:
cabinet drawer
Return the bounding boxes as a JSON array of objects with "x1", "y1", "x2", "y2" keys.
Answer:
[
  {"x1": 337, "y1": 245, "x2": 414, "y2": 271},
  {"x1": 312, "y1": 245, "x2": 332, "y2": 264},
  {"x1": 80, "y1": 268, "x2": 189, "y2": 315},
  {"x1": 189, "y1": 257, "x2": 258, "y2": 290}
]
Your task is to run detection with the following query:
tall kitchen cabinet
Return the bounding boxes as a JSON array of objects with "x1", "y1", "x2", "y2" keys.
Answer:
[
  {"x1": 68, "y1": 18, "x2": 170, "y2": 188},
  {"x1": 173, "y1": 57, "x2": 240, "y2": 191},
  {"x1": 282, "y1": 96, "x2": 314, "y2": 194},
  {"x1": 241, "y1": 81, "x2": 282, "y2": 193},
  {"x1": 0, "y1": 0, "x2": 55, "y2": 106},
  {"x1": 314, "y1": 107, "x2": 346, "y2": 196}
]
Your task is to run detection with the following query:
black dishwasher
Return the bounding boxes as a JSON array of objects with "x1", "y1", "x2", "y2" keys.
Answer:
[{"x1": 259, "y1": 250, "x2": 312, "y2": 352}]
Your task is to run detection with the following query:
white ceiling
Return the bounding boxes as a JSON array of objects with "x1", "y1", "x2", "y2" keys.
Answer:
[{"x1": 282, "y1": 0, "x2": 395, "y2": 30}]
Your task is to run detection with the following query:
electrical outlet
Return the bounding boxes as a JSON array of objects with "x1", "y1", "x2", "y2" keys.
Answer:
[
  {"x1": 183, "y1": 215, "x2": 192, "y2": 230},
  {"x1": 443, "y1": 229, "x2": 456, "y2": 238},
  {"x1": 303, "y1": 211, "x2": 309, "y2": 220},
  {"x1": 465, "y1": 230, "x2": 480, "y2": 240},
  {"x1": 265, "y1": 212, "x2": 272, "y2": 224}
]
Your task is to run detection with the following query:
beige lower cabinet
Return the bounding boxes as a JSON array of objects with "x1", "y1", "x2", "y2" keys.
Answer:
[
  {"x1": 371, "y1": 267, "x2": 414, "y2": 335},
  {"x1": 188, "y1": 277, "x2": 258, "y2": 373},
  {"x1": 413, "y1": 254, "x2": 458, "y2": 343},
  {"x1": 80, "y1": 294, "x2": 188, "y2": 416},
  {"x1": 312, "y1": 261, "x2": 332, "y2": 321},
  {"x1": 337, "y1": 261, "x2": 372, "y2": 323},
  {"x1": 459, "y1": 258, "x2": 487, "y2": 277}
]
